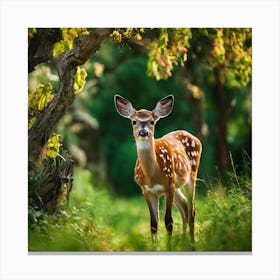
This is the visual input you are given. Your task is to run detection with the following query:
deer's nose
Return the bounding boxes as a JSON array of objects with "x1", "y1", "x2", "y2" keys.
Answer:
[{"x1": 139, "y1": 129, "x2": 148, "y2": 137}]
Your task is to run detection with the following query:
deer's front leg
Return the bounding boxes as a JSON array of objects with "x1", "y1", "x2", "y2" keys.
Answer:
[
  {"x1": 164, "y1": 185, "x2": 175, "y2": 235},
  {"x1": 144, "y1": 192, "x2": 159, "y2": 243}
]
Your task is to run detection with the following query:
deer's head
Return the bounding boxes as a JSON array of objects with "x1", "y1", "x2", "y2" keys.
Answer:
[{"x1": 114, "y1": 95, "x2": 174, "y2": 143}]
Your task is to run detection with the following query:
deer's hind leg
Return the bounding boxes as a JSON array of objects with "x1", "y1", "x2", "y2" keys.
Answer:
[
  {"x1": 174, "y1": 189, "x2": 188, "y2": 235},
  {"x1": 184, "y1": 179, "x2": 196, "y2": 246}
]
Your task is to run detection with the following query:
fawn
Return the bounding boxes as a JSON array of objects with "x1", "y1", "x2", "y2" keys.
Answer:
[{"x1": 114, "y1": 94, "x2": 202, "y2": 246}]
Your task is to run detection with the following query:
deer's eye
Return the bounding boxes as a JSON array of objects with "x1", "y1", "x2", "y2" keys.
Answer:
[
  {"x1": 150, "y1": 120, "x2": 155, "y2": 125},
  {"x1": 132, "y1": 120, "x2": 137, "y2": 125}
]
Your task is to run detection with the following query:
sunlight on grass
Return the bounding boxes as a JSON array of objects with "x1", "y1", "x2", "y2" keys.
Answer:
[{"x1": 28, "y1": 169, "x2": 251, "y2": 252}]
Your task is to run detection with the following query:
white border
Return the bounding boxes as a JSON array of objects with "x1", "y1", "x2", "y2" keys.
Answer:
[{"x1": 1, "y1": 0, "x2": 279, "y2": 279}]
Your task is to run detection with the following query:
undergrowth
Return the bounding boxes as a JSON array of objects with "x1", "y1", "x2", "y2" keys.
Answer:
[{"x1": 28, "y1": 163, "x2": 252, "y2": 252}]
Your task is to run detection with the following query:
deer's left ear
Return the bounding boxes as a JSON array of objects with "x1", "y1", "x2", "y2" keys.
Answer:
[{"x1": 153, "y1": 95, "x2": 174, "y2": 120}]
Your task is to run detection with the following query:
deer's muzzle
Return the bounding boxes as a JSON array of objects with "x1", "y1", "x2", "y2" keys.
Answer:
[{"x1": 139, "y1": 129, "x2": 148, "y2": 137}]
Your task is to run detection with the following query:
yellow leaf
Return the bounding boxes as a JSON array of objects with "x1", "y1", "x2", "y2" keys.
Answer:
[
  {"x1": 47, "y1": 134, "x2": 61, "y2": 158},
  {"x1": 74, "y1": 67, "x2": 87, "y2": 94}
]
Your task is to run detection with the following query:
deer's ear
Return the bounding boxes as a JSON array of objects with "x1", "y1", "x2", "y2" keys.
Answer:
[
  {"x1": 153, "y1": 95, "x2": 174, "y2": 120},
  {"x1": 114, "y1": 95, "x2": 136, "y2": 119}
]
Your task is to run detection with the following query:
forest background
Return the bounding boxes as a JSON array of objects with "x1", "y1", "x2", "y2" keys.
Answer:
[{"x1": 28, "y1": 28, "x2": 252, "y2": 252}]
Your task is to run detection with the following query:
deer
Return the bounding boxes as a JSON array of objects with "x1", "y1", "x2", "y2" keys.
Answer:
[{"x1": 114, "y1": 94, "x2": 202, "y2": 247}]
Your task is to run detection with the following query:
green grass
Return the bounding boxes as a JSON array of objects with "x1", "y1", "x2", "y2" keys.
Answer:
[{"x1": 28, "y1": 169, "x2": 251, "y2": 252}]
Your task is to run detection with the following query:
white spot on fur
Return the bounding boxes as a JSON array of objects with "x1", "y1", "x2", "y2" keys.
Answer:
[{"x1": 191, "y1": 159, "x2": 196, "y2": 166}]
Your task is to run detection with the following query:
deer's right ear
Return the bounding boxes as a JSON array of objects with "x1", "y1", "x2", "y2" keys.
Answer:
[{"x1": 114, "y1": 95, "x2": 136, "y2": 119}]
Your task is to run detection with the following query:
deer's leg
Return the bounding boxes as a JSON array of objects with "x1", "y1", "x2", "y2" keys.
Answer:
[
  {"x1": 185, "y1": 180, "x2": 196, "y2": 245},
  {"x1": 144, "y1": 193, "x2": 159, "y2": 243},
  {"x1": 174, "y1": 189, "x2": 188, "y2": 235},
  {"x1": 164, "y1": 186, "x2": 175, "y2": 235}
]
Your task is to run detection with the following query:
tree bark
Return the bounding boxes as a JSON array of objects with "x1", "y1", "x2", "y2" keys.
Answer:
[
  {"x1": 28, "y1": 28, "x2": 62, "y2": 73},
  {"x1": 28, "y1": 28, "x2": 113, "y2": 164},
  {"x1": 213, "y1": 67, "x2": 228, "y2": 175},
  {"x1": 30, "y1": 151, "x2": 75, "y2": 214}
]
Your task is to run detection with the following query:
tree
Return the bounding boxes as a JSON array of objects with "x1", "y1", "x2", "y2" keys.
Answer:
[{"x1": 28, "y1": 28, "x2": 112, "y2": 212}]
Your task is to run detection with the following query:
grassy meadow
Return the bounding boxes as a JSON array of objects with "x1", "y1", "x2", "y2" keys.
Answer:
[{"x1": 28, "y1": 168, "x2": 251, "y2": 252}]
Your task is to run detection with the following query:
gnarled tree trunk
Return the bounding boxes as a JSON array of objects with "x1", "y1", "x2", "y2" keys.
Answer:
[{"x1": 28, "y1": 28, "x2": 113, "y2": 213}]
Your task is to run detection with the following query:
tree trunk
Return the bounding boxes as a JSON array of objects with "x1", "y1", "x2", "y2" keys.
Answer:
[
  {"x1": 29, "y1": 151, "x2": 75, "y2": 214},
  {"x1": 213, "y1": 67, "x2": 228, "y2": 175},
  {"x1": 184, "y1": 78, "x2": 208, "y2": 140},
  {"x1": 28, "y1": 28, "x2": 113, "y2": 164}
]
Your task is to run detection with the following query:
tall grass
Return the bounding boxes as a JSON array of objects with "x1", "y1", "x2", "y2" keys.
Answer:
[{"x1": 29, "y1": 167, "x2": 251, "y2": 252}]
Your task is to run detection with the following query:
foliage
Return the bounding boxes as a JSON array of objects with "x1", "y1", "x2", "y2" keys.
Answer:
[
  {"x1": 209, "y1": 28, "x2": 252, "y2": 87},
  {"x1": 28, "y1": 168, "x2": 251, "y2": 252},
  {"x1": 195, "y1": 186, "x2": 251, "y2": 251},
  {"x1": 111, "y1": 28, "x2": 145, "y2": 43},
  {"x1": 53, "y1": 28, "x2": 89, "y2": 57},
  {"x1": 147, "y1": 28, "x2": 192, "y2": 80}
]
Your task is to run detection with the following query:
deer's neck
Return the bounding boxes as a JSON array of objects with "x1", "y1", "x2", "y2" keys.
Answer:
[{"x1": 136, "y1": 138, "x2": 159, "y2": 178}]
